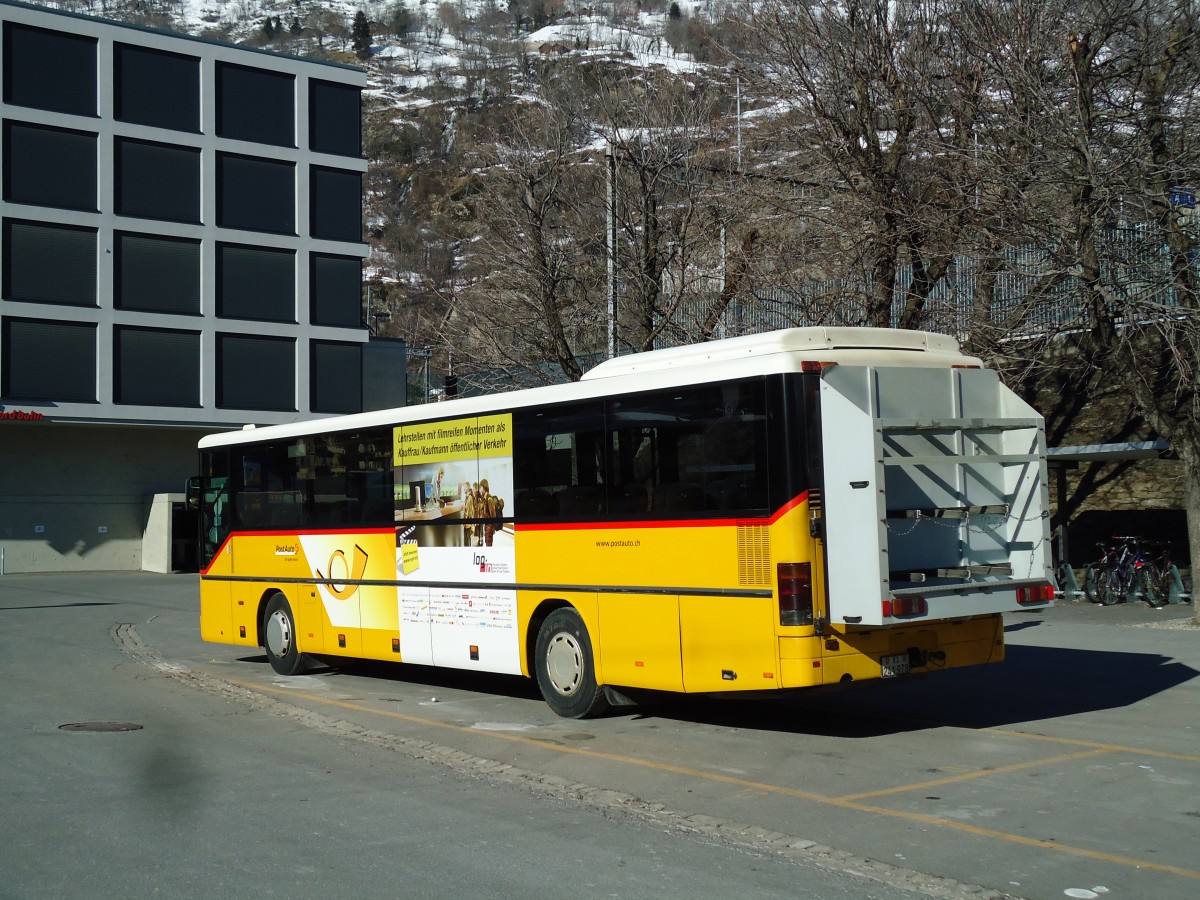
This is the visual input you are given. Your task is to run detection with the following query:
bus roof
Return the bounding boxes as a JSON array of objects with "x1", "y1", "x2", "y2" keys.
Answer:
[
  {"x1": 198, "y1": 327, "x2": 977, "y2": 450},
  {"x1": 581, "y1": 327, "x2": 965, "y2": 380}
]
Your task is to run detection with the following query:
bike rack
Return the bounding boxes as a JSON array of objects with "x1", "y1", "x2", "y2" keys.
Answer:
[
  {"x1": 1056, "y1": 564, "x2": 1083, "y2": 600},
  {"x1": 1166, "y1": 565, "x2": 1191, "y2": 604},
  {"x1": 1059, "y1": 564, "x2": 1191, "y2": 604}
]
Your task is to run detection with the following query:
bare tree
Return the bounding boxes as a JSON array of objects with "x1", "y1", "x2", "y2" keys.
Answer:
[
  {"x1": 450, "y1": 92, "x2": 607, "y2": 384},
  {"x1": 731, "y1": 0, "x2": 1200, "y2": 595},
  {"x1": 312, "y1": 8, "x2": 351, "y2": 52},
  {"x1": 739, "y1": 0, "x2": 986, "y2": 329},
  {"x1": 1050, "y1": 0, "x2": 1200, "y2": 611},
  {"x1": 931, "y1": 0, "x2": 1200, "y2": 599},
  {"x1": 591, "y1": 69, "x2": 729, "y2": 351}
]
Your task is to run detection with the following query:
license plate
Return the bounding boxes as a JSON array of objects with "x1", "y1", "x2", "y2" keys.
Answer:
[{"x1": 881, "y1": 653, "x2": 910, "y2": 678}]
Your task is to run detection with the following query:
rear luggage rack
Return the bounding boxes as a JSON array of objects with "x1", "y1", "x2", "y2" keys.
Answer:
[{"x1": 820, "y1": 365, "x2": 1052, "y2": 626}]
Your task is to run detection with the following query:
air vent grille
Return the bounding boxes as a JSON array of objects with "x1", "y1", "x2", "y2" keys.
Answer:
[{"x1": 737, "y1": 524, "x2": 771, "y2": 586}]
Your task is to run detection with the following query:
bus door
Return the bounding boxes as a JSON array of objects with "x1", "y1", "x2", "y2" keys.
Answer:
[
  {"x1": 198, "y1": 451, "x2": 233, "y2": 643},
  {"x1": 199, "y1": 452, "x2": 231, "y2": 569}
]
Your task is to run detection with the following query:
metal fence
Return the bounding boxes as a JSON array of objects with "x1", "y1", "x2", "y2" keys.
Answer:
[{"x1": 663, "y1": 224, "x2": 1198, "y2": 346}]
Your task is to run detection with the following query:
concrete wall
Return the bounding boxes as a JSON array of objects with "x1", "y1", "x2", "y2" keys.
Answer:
[{"x1": 0, "y1": 422, "x2": 210, "y2": 574}]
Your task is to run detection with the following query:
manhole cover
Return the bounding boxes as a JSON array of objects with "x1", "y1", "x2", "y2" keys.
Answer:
[{"x1": 59, "y1": 722, "x2": 144, "y2": 733}]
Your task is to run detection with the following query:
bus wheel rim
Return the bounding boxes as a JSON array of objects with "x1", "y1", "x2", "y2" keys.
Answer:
[
  {"x1": 266, "y1": 609, "x2": 291, "y2": 658},
  {"x1": 545, "y1": 633, "x2": 582, "y2": 696}
]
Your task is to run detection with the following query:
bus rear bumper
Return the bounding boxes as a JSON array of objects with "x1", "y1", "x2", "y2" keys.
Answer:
[{"x1": 779, "y1": 615, "x2": 1005, "y2": 688}]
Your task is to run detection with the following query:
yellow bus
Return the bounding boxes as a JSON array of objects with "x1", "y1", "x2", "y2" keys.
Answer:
[{"x1": 198, "y1": 327, "x2": 1053, "y2": 717}]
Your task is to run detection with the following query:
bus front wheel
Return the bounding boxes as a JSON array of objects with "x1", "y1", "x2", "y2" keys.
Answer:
[
  {"x1": 535, "y1": 608, "x2": 609, "y2": 719},
  {"x1": 263, "y1": 592, "x2": 308, "y2": 676}
]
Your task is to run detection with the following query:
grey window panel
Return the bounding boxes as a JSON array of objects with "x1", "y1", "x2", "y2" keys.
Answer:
[
  {"x1": 116, "y1": 138, "x2": 201, "y2": 223},
  {"x1": 216, "y1": 62, "x2": 295, "y2": 147},
  {"x1": 362, "y1": 337, "x2": 407, "y2": 412},
  {"x1": 306, "y1": 428, "x2": 393, "y2": 527},
  {"x1": 114, "y1": 326, "x2": 200, "y2": 407},
  {"x1": 114, "y1": 44, "x2": 199, "y2": 132},
  {"x1": 3, "y1": 122, "x2": 96, "y2": 212},
  {"x1": 217, "y1": 333, "x2": 295, "y2": 411},
  {"x1": 310, "y1": 167, "x2": 362, "y2": 242},
  {"x1": 311, "y1": 341, "x2": 362, "y2": 414},
  {"x1": 605, "y1": 381, "x2": 770, "y2": 516},
  {"x1": 513, "y1": 401, "x2": 607, "y2": 512},
  {"x1": 217, "y1": 243, "x2": 295, "y2": 322},
  {"x1": 115, "y1": 232, "x2": 200, "y2": 314},
  {"x1": 218, "y1": 153, "x2": 295, "y2": 234},
  {"x1": 311, "y1": 254, "x2": 362, "y2": 327},
  {"x1": 2, "y1": 23, "x2": 96, "y2": 117},
  {"x1": 1, "y1": 318, "x2": 96, "y2": 402},
  {"x1": 309, "y1": 80, "x2": 361, "y2": 157},
  {"x1": 3, "y1": 219, "x2": 96, "y2": 307}
]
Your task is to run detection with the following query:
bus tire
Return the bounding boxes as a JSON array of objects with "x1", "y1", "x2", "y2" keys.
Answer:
[
  {"x1": 535, "y1": 608, "x2": 609, "y2": 719},
  {"x1": 263, "y1": 592, "x2": 308, "y2": 676}
]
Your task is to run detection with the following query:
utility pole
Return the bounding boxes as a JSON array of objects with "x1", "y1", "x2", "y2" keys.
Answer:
[
  {"x1": 736, "y1": 74, "x2": 742, "y2": 171},
  {"x1": 606, "y1": 140, "x2": 618, "y2": 359}
]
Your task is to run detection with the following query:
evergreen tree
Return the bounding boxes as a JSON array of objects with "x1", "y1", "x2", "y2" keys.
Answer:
[
  {"x1": 352, "y1": 10, "x2": 372, "y2": 59},
  {"x1": 389, "y1": 3, "x2": 414, "y2": 38}
]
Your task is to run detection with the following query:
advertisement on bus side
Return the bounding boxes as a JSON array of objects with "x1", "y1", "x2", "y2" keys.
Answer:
[{"x1": 392, "y1": 413, "x2": 519, "y2": 672}]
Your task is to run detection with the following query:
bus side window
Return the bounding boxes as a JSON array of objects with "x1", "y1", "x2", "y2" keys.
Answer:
[
  {"x1": 606, "y1": 379, "x2": 768, "y2": 519},
  {"x1": 308, "y1": 428, "x2": 393, "y2": 527},
  {"x1": 514, "y1": 402, "x2": 605, "y2": 519},
  {"x1": 233, "y1": 441, "x2": 309, "y2": 531}
]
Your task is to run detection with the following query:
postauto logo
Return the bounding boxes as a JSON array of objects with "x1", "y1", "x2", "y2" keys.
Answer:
[{"x1": 317, "y1": 545, "x2": 369, "y2": 600}]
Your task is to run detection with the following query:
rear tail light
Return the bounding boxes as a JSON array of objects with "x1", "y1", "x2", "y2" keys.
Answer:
[
  {"x1": 778, "y1": 562, "x2": 813, "y2": 626},
  {"x1": 800, "y1": 360, "x2": 838, "y2": 373},
  {"x1": 1016, "y1": 584, "x2": 1055, "y2": 605},
  {"x1": 882, "y1": 596, "x2": 928, "y2": 618}
]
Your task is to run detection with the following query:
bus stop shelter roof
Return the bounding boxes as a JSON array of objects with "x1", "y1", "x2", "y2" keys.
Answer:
[
  {"x1": 1045, "y1": 440, "x2": 1174, "y2": 566},
  {"x1": 1047, "y1": 440, "x2": 1174, "y2": 465}
]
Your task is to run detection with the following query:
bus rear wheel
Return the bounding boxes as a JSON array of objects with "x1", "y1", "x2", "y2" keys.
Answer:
[
  {"x1": 535, "y1": 608, "x2": 609, "y2": 719},
  {"x1": 263, "y1": 592, "x2": 308, "y2": 676}
]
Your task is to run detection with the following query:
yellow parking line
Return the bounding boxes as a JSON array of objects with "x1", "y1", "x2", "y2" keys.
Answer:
[
  {"x1": 825, "y1": 799, "x2": 1200, "y2": 879},
  {"x1": 978, "y1": 726, "x2": 1200, "y2": 763},
  {"x1": 836, "y1": 747, "x2": 1113, "y2": 801},
  {"x1": 824, "y1": 705, "x2": 1200, "y2": 764},
  {"x1": 232, "y1": 679, "x2": 1200, "y2": 880}
]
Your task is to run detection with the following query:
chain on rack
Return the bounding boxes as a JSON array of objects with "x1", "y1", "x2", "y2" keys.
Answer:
[
  {"x1": 884, "y1": 510, "x2": 1050, "y2": 580},
  {"x1": 884, "y1": 508, "x2": 1048, "y2": 537}
]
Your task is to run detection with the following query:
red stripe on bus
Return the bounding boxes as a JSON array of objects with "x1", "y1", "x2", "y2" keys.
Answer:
[
  {"x1": 200, "y1": 494, "x2": 812, "y2": 574},
  {"x1": 199, "y1": 533, "x2": 233, "y2": 576},
  {"x1": 514, "y1": 491, "x2": 809, "y2": 532}
]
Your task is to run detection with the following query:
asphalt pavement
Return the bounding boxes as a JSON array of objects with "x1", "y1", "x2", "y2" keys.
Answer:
[{"x1": 3, "y1": 572, "x2": 1198, "y2": 900}]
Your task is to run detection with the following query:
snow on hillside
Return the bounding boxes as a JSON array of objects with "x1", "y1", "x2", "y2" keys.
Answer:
[{"x1": 35, "y1": 0, "x2": 714, "y2": 114}]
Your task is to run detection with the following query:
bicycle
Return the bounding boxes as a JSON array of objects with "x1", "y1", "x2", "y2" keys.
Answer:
[
  {"x1": 1139, "y1": 540, "x2": 1183, "y2": 607},
  {"x1": 1085, "y1": 536, "x2": 1148, "y2": 606}
]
